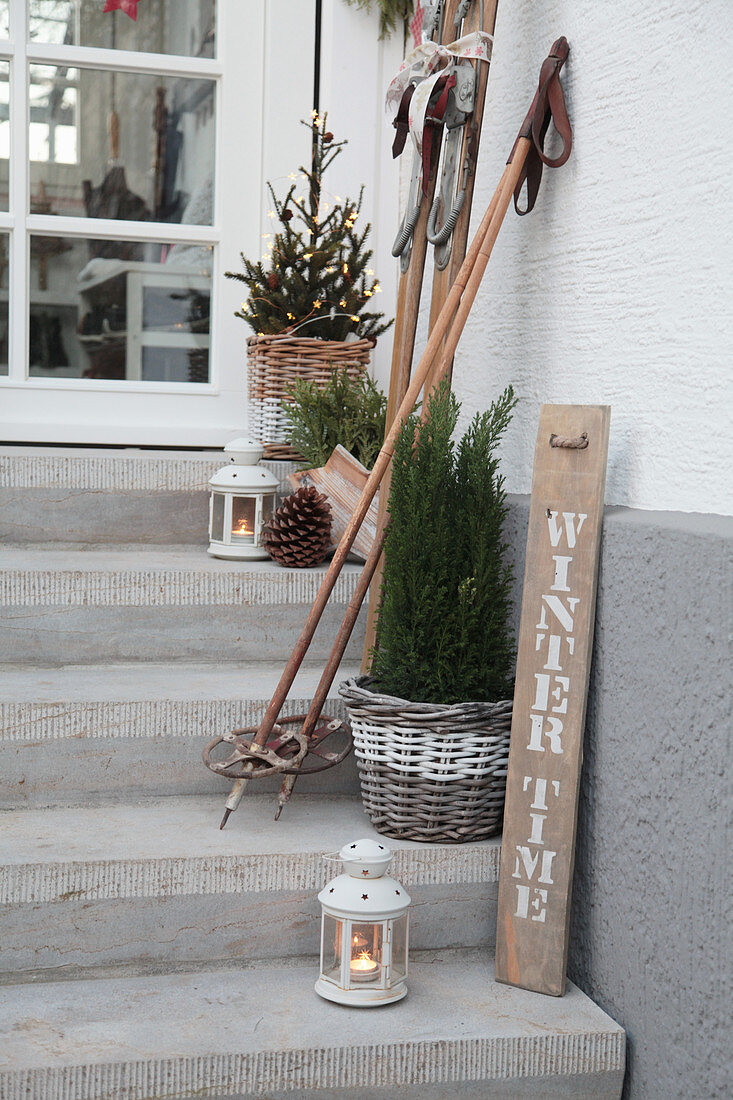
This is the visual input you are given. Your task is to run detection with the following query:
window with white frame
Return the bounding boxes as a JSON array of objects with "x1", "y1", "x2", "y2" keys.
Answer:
[{"x1": 0, "y1": 0, "x2": 219, "y2": 384}]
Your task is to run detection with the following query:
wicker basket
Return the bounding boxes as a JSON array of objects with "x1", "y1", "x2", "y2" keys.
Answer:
[
  {"x1": 247, "y1": 334, "x2": 373, "y2": 461},
  {"x1": 339, "y1": 676, "x2": 513, "y2": 844}
]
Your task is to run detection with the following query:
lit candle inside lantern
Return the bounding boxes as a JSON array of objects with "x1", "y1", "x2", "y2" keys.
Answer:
[
  {"x1": 232, "y1": 517, "x2": 253, "y2": 535},
  {"x1": 350, "y1": 949, "x2": 379, "y2": 982}
]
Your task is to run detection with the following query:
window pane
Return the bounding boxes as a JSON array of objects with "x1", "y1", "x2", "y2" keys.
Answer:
[
  {"x1": 0, "y1": 232, "x2": 7, "y2": 375},
  {"x1": 0, "y1": 4, "x2": 7, "y2": 38},
  {"x1": 29, "y1": 234, "x2": 212, "y2": 382},
  {"x1": 29, "y1": 1, "x2": 216, "y2": 58},
  {"x1": 29, "y1": 65, "x2": 215, "y2": 225}
]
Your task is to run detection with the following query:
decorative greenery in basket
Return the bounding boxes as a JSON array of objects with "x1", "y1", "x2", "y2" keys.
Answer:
[
  {"x1": 284, "y1": 367, "x2": 388, "y2": 471},
  {"x1": 371, "y1": 380, "x2": 518, "y2": 704},
  {"x1": 226, "y1": 113, "x2": 392, "y2": 343},
  {"x1": 339, "y1": 382, "x2": 518, "y2": 843}
]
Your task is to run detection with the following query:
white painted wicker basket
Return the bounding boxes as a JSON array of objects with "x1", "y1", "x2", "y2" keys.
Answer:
[{"x1": 339, "y1": 676, "x2": 513, "y2": 844}]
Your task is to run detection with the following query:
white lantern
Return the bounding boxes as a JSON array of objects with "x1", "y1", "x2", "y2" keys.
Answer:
[
  {"x1": 208, "y1": 439, "x2": 279, "y2": 560},
  {"x1": 316, "y1": 838, "x2": 410, "y2": 1007}
]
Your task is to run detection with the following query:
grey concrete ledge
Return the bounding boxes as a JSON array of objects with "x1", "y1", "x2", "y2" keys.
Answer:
[
  {"x1": 0, "y1": 446, "x2": 295, "y2": 493},
  {"x1": 0, "y1": 662, "x2": 356, "y2": 743},
  {"x1": 0, "y1": 952, "x2": 625, "y2": 1100},
  {"x1": 0, "y1": 795, "x2": 501, "y2": 905},
  {"x1": 0, "y1": 548, "x2": 360, "y2": 608}
]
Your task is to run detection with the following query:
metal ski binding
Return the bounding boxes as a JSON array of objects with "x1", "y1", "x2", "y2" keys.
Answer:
[
  {"x1": 390, "y1": 1, "x2": 446, "y2": 273},
  {"x1": 426, "y1": 56, "x2": 478, "y2": 269}
]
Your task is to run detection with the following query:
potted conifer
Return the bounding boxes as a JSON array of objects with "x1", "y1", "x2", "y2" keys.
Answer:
[
  {"x1": 226, "y1": 113, "x2": 391, "y2": 460},
  {"x1": 339, "y1": 382, "x2": 517, "y2": 843}
]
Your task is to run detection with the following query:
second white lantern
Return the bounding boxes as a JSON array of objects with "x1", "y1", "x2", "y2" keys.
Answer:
[{"x1": 315, "y1": 838, "x2": 410, "y2": 1007}]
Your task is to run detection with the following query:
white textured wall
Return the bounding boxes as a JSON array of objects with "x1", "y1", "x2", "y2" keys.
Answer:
[{"x1": 406, "y1": 0, "x2": 732, "y2": 514}]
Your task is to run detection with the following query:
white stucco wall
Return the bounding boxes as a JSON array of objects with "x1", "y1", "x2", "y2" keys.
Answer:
[{"x1": 403, "y1": 0, "x2": 731, "y2": 515}]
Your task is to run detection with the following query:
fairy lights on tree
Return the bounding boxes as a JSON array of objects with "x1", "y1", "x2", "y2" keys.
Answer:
[{"x1": 226, "y1": 114, "x2": 392, "y2": 342}]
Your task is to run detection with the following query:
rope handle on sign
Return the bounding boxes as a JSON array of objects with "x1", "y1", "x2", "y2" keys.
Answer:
[
  {"x1": 511, "y1": 36, "x2": 573, "y2": 215},
  {"x1": 550, "y1": 432, "x2": 588, "y2": 449}
]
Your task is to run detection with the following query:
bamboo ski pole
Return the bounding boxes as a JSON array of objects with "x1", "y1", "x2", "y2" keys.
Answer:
[
  {"x1": 219, "y1": 36, "x2": 572, "y2": 826},
  {"x1": 224, "y1": 170, "x2": 514, "y2": 827},
  {"x1": 274, "y1": 521, "x2": 390, "y2": 818},
  {"x1": 272, "y1": 162, "x2": 519, "y2": 819},
  {"x1": 273, "y1": 160, "x2": 527, "y2": 820}
]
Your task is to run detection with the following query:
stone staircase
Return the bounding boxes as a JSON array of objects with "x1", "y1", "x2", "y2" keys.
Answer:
[{"x1": 0, "y1": 447, "x2": 625, "y2": 1100}]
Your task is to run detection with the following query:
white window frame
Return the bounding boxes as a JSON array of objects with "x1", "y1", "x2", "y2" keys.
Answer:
[
  {"x1": 0, "y1": 1, "x2": 399, "y2": 446},
  {"x1": 1, "y1": 3, "x2": 223, "y2": 396},
  {"x1": 0, "y1": 1, "x2": 299, "y2": 445}
]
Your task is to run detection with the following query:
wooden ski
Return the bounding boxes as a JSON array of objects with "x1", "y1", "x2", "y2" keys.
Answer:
[{"x1": 362, "y1": 0, "x2": 500, "y2": 672}]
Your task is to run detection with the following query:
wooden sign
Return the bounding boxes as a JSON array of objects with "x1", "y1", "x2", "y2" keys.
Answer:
[
  {"x1": 495, "y1": 405, "x2": 610, "y2": 997},
  {"x1": 288, "y1": 445, "x2": 379, "y2": 562}
]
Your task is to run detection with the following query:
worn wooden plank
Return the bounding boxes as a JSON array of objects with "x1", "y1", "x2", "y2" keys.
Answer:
[
  {"x1": 495, "y1": 404, "x2": 611, "y2": 997},
  {"x1": 288, "y1": 446, "x2": 379, "y2": 562}
]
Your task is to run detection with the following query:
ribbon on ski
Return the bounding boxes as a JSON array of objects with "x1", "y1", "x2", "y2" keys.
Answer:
[
  {"x1": 385, "y1": 31, "x2": 493, "y2": 165},
  {"x1": 513, "y1": 38, "x2": 572, "y2": 215},
  {"x1": 103, "y1": 0, "x2": 141, "y2": 18}
]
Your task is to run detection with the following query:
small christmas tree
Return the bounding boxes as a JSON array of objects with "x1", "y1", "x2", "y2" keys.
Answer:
[
  {"x1": 226, "y1": 113, "x2": 392, "y2": 342},
  {"x1": 371, "y1": 381, "x2": 518, "y2": 705}
]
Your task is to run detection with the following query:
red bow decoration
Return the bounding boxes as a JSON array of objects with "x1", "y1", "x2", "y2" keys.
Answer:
[{"x1": 103, "y1": 0, "x2": 141, "y2": 19}]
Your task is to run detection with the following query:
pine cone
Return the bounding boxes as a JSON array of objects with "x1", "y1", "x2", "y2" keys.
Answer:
[
  {"x1": 263, "y1": 487, "x2": 333, "y2": 568},
  {"x1": 282, "y1": 209, "x2": 293, "y2": 221},
  {"x1": 267, "y1": 272, "x2": 279, "y2": 290}
]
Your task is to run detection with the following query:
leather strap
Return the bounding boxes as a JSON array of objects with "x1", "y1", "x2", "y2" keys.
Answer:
[
  {"x1": 392, "y1": 83, "x2": 415, "y2": 160},
  {"x1": 421, "y1": 71, "x2": 456, "y2": 194},
  {"x1": 513, "y1": 37, "x2": 572, "y2": 215}
]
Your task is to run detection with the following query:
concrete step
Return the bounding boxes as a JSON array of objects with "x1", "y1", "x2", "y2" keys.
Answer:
[
  {"x1": 0, "y1": 546, "x2": 364, "y2": 663},
  {"x1": 0, "y1": 794, "x2": 501, "y2": 983},
  {"x1": 0, "y1": 446, "x2": 295, "y2": 544},
  {"x1": 0, "y1": 949, "x2": 625, "y2": 1099},
  {"x1": 0, "y1": 661, "x2": 361, "y2": 808}
]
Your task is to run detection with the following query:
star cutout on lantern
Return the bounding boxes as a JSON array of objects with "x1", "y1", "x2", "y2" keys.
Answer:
[
  {"x1": 103, "y1": 0, "x2": 141, "y2": 20},
  {"x1": 395, "y1": 889, "x2": 401, "y2": 895},
  {"x1": 361, "y1": 869, "x2": 369, "y2": 876},
  {"x1": 361, "y1": 894, "x2": 368, "y2": 900}
]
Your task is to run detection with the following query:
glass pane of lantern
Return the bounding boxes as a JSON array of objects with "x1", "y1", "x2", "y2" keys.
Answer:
[
  {"x1": 349, "y1": 922, "x2": 383, "y2": 986},
  {"x1": 321, "y1": 914, "x2": 342, "y2": 985},
  {"x1": 262, "y1": 494, "x2": 275, "y2": 526},
  {"x1": 231, "y1": 497, "x2": 255, "y2": 542},
  {"x1": 391, "y1": 913, "x2": 408, "y2": 981},
  {"x1": 210, "y1": 492, "x2": 225, "y2": 542}
]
